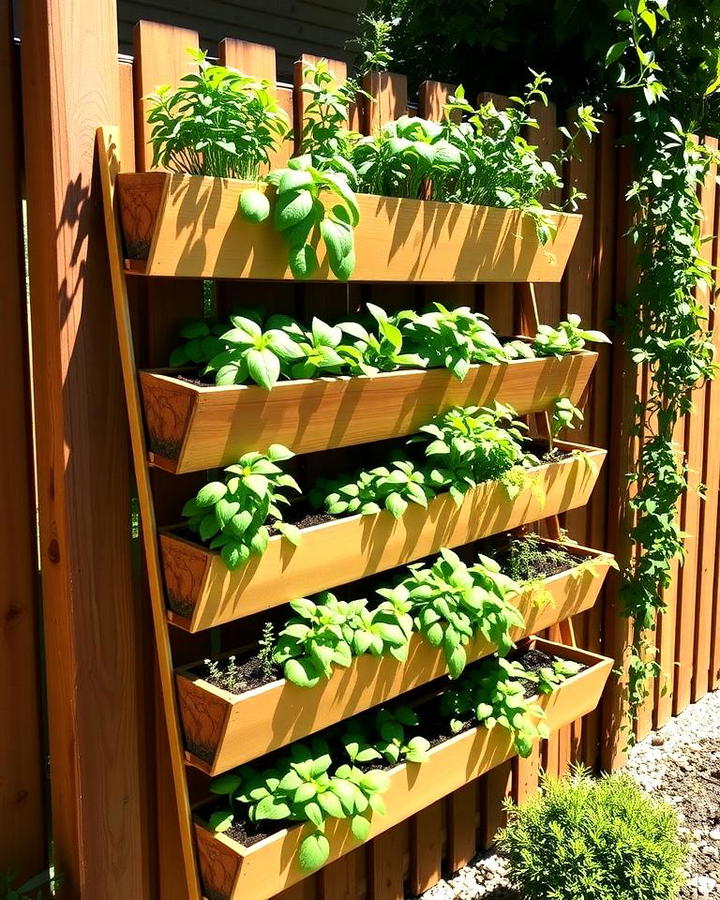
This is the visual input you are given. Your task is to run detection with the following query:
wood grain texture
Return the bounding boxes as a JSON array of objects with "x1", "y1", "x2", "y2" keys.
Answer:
[
  {"x1": 177, "y1": 543, "x2": 612, "y2": 773},
  {"x1": 21, "y1": 4, "x2": 152, "y2": 894},
  {"x1": 97, "y1": 126, "x2": 201, "y2": 899},
  {"x1": 116, "y1": 172, "x2": 582, "y2": 282},
  {"x1": 162, "y1": 444, "x2": 607, "y2": 631},
  {"x1": 140, "y1": 352, "x2": 599, "y2": 472},
  {"x1": 0, "y1": 2, "x2": 46, "y2": 882},
  {"x1": 132, "y1": 20, "x2": 200, "y2": 172},
  {"x1": 367, "y1": 824, "x2": 407, "y2": 900},
  {"x1": 409, "y1": 802, "x2": 444, "y2": 895},
  {"x1": 691, "y1": 135, "x2": 718, "y2": 703},
  {"x1": 447, "y1": 781, "x2": 479, "y2": 871},
  {"x1": 480, "y1": 761, "x2": 512, "y2": 849},
  {"x1": 194, "y1": 639, "x2": 613, "y2": 900}
]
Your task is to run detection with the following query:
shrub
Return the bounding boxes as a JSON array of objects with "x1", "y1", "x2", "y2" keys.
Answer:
[{"x1": 498, "y1": 767, "x2": 687, "y2": 900}]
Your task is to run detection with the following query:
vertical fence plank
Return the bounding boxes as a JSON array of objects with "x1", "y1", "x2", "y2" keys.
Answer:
[
  {"x1": 321, "y1": 848, "x2": 365, "y2": 900},
  {"x1": 710, "y1": 173, "x2": 720, "y2": 693},
  {"x1": 368, "y1": 822, "x2": 408, "y2": 900},
  {"x1": 480, "y1": 762, "x2": 512, "y2": 849},
  {"x1": 447, "y1": 781, "x2": 479, "y2": 871},
  {"x1": 673, "y1": 135, "x2": 710, "y2": 716},
  {"x1": 21, "y1": 0, "x2": 155, "y2": 894},
  {"x1": 0, "y1": 2, "x2": 46, "y2": 883},
  {"x1": 691, "y1": 135, "x2": 719, "y2": 702},
  {"x1": 602, "y1": 103, "x2": 637, "y2": 772},
  {"x1": 409, "y1": 801, "x2": 444, "y2": 894}
]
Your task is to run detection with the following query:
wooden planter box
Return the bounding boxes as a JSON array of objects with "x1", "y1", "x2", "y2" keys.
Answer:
[
  {"x1": 161, "y1": 441, "x2": 606, "y2": 631},
  {"x1": 176, "y1": 541, "x2": 612, "y2": 774},
  {"x1": 117, "y1": 173, "x2": 581, "y2": 283},
  {"x1": 141, "y1": 351, "x2": 598, "y2": 473},
  {"x1": 193, "y1": 637, "x2": 613, "y2": 900}
]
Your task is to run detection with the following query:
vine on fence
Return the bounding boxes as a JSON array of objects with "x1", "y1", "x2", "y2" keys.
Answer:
[{"x1": 609, "y1": 0, "x2": 720, "y2": 732}]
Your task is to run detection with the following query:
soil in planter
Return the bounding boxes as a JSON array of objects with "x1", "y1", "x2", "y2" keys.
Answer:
[
  {"x1": 489, "y1": 534, "x2": 587, "y2": 582},
  {"x1": 196, "y1": 535, "x2": 590, "y2": 697},
  {"x1": 201, "y1": 647, "x2": 586, "y2": 849}
]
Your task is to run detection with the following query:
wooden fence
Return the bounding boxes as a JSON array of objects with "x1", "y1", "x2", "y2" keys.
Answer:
[{"x1": 2, "y1": 2, "x2": 720, "y2": 897}]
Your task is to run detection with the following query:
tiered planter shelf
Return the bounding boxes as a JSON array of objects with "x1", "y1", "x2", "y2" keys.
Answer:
[
  {"x1": 193, "y1": 637, "x2": 614, "y2": 900},
  {"x1": 161, "y1": 441, "x2": 606, "y2": 631},
  {"x1": 116, "y1": 173, "x2": 582, "y2": 283},
  {"x1": 141, "y1": 351, "x2": 598, "y2": 472},
  {"x1": 99, "y1": 122, "x2": 609, "y2": 900},
  {"x1": 176, "y1": 541, "x2": 613, "y2": 773}
]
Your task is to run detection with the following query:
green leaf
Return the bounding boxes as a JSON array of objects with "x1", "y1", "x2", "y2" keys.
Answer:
[
  {"x1": 275, "y1": 189, "x2": 315, "y2": 231},
  {"x1": 197, "y1": 481, "x2": 227, "y2": 507},
  {"x1": 605, "y1": 40, "x2": 628, "y2": 67},
  {"x1": 239, "y1": 188, "x2": 271, "y2": 223},
  {"x1": 246, "y1": 347, "x2": 281, "y2": 390},
  {"x1": 285, "y1": 657, "x2": 322, "y2": 688},
  {"x1": 298, "y1": 832, "x2": 330, "y2": 871},
  {"x1": 254, "y1": 795, "x2": 292, "y2": 820},
  {"x1": 385, "y1": 492, "x2": 408, "y2": 519},
  {"x1": 209, "y1": 773, "x2": 242, "y2": 795},
  {"x1": 208, "y1": 810, "x2": 233, "y2": 833},
  {"x1": 289, "y1": 243, "x2": 320, "y2": 280},
  {"x1": 350, "y1": 815, "x2": 371, "y2": 842}
]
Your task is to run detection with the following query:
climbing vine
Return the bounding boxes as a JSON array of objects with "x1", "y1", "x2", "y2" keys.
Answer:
[{"x1": 609, "y1": 0, "x2": 720, "y2": 731}]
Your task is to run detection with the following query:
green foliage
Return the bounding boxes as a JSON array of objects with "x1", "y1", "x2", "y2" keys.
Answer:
[
  {"x1": 531, "y1": 314, "x2": 611, "y2": 358},
  {"x1": 182, "y1": 444, "x2": 301, "y2": 569},
  {"x1": 272, "y1": 592, "x2": 413, "y2": 687},
  {"x1": 550, "y1": 397, "x2": 585, "y2": 437},
  {"x1": 498, "y1": 766, "x2": 687, "y2": 900},
  {"x1": 502, "y1": 532, "x2": 579, "y2": 584},
  {"x1": 0, "y1": 871, "x2": 59, "y2": 900},
  {"x1": 316, "y1": 402, "x2": 534, "y2": 523},
  {"x1": 604, "y1": 3, "x2": 720, "y2": 729},
  {"x1": 169, "y1": 305, "x2": 609, "y2": 387},
  {"x1": 438, "y1": 656, "x2": 551, "y2": 757},
  {"x1": 377, "y1": 548, "x2": 523, "y2": 678},
  {"x1": 209, "y1": 735, "x2": 390, "y2": 870},
  {"x1": 258, "y1": 622, "x2": 276, "y2": 681},
  {"x1": 341, "y1": 706, "x2": 431, "y2": 766},
  {"x1": 411, "y1": 402, "x2": 531, "y2": 504},
  {"x1": 146, "y1": 49, "x2": 289, "y2": 177},
  {"x1": 395, "y1": 303, "x2": 507, "y2": 379},
  {"x1": 208, "y1": 645, "x2": 582, "y2": 864}
]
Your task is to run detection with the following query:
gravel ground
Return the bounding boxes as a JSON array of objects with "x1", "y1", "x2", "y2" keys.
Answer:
[{"x1": 417, "y1": 688, "x2": 720, "y2": 900}]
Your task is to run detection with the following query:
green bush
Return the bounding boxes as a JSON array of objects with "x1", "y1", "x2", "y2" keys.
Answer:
[{"x1": 497, "y1": 767, "x2": 687, "y2": 900}]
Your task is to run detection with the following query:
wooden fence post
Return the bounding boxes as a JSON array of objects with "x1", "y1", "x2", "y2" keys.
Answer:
[
  {"x1": 20, "y1": 0, "x2": 155, "y2": 895},
  {"x1": 0, "y1": 0, "x2": 47, "y2": 883}
]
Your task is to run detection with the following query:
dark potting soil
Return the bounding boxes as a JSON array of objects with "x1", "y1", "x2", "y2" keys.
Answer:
[
  {"x1": 492, "y1": 540, "x2": 587, "y2": 582},
  {"x1": 656, "y1": 736, "x2": 720, "y2": 899},
  {"x1": 198, "y1": 651, "x2": 281, "y2": 695}
]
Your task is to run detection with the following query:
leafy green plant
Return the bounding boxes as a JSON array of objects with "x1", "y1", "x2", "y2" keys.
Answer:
[
  {"x1": 535, "y1": 658, "x2": 583, "y2": 693},
  {"x1": 209, "y1": 736, "x2": 390, "y2": 870},
  {"x1": 338, "y1": 303, "x2": 426, "y2": 374},
  {"x1": 502, "y1": 533, "x2": 579, "y2": 584},
  {"x1": 411, "y1": 403, "x2": 530, "y2": 505},
  {"x1": 531, "y1": 314, "x2": 611, "y2": 358},
  {"x1": 182, "y1": 444, "x2": 301, "y2": 569},
  {"x1": 0, "y1": 871, "x2": 60, "y2": 900},
  {"x1": 605, "y1": 2, "x2": 720, "y2": 728},
  {"x1": 378, "y1": 548, "x2": 523, "y2": 678},
  {"x1": 168, "y1": 319, "x2": 228, "y2": 368},
  {"x1": 550, "y1": 397, "x2": 585, "y2": 437},
  {"x1": 258, "y1": 622, "x2": 276, "y2": 681},
  {"x1": 341, "y1": 705, "x2": 431, "y2": 766},
  {"x1": 322, "y1": 460, "x2": 435, "y2": 520},
  {"x1": 146, "y1": 49, "x2": 289, "y2": 177},
  {"x1": 498, "y1": 766, "x2": 687, "y2": 900},
  {"x1": 272, "y1": 592, "x2": 412, "y2": 687},
  {"x1": 438, "y1": 656, "x2": 550, "y2": 757},
  {"x1": 395, "y1": 303, "x2": 508, "y2": 379}
]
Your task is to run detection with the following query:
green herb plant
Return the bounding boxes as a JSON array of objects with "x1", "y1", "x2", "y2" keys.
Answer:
[
  {"x1": 182, "y1": 444, "x2": 301, "y2": 569},
  {"x1": 498, "y1": 766, "x2": 687, "y2": 900},
  {"x1": 377, "y1": 548, "x2": 523, "y2": 678},
  {"x1": 209, "y1": 736, "x2": 390, "y2": 870},
  {"x1": 146, "y1": 49, "x2": 289, "y2": 178},
  {"x1": 272, "y1": 593, "x2": 412, "y2": 688},
  {"x1": 550, "y1": 397, "x2": 585, "y2": 437},
  {"x1": 438, "y1": 656, "x2": 550, "y2": 757},
  {"x1": 341, "y1": 705, "x2": 431, "y2": 766},
  {"x1": 606, "y1": 1, "x2": 720, "y2": 730},
  {"x1": 531, "y1": 314, "x2": 611, "y2": 358}
]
